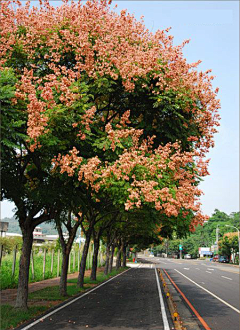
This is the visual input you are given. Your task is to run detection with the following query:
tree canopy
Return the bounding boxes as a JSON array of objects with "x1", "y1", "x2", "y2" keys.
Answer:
[{"x1": 0, "y1": 0, "x2": 221, "y2": 308}]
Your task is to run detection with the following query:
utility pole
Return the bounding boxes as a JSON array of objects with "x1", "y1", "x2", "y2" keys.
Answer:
[
  {"x1": 216, "y1": 225, "x2": 219, "y2": 254},
  {"x1": 166, "y1": 239, "x2": 168, "y2": 258}
]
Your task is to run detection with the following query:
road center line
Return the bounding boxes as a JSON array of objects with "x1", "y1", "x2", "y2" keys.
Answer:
[
  {"x1": 174, "y1": 269, "x2": 240, "y2": 314},
  {"x1": 20, "y1": 268, "x2": 132, "y2": 330},
  {"x1": 221, "y1": 276, "x2": 233, "y2": 280},
  {"x1": 155, "y1": 267, "x2": 170, "y2": 330}
]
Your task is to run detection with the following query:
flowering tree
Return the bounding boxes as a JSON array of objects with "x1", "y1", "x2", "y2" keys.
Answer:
[{"x1": 0, "y1": 0, "x2": 220, "y2": 308}]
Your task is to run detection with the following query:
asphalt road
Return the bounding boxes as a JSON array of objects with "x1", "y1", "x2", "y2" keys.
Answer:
[
  {"x1": 142, "y1": 256, "x2": 240, "y2": 330},
  {"x1": 18, "y1": 267, "x2": 169, "y2": 330}
]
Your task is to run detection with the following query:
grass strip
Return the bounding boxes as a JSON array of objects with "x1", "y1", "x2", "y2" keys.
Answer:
[
  {"x1": 68, "y1": 267, "x2": 128, "y2": 285},
  {"x1": 28, "y1": 284, "x2": 91, "y2": 301},
  {"x1": 0, "y1": 305, "x2": 49, "y2": 330}
]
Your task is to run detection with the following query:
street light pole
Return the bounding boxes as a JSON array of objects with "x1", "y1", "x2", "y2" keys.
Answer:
[
  {"x1": 216, "y1": 225, "x2": 220, "y2": 254},
  {"x1": 225, "y1": 225, "x2": 240, "y2": 265}
]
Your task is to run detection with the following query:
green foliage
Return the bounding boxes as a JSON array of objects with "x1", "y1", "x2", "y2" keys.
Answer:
[
  {"x1": 0, "y1": 243, "x2": 102, "y2": 289},
  {"x1": 0, "y1": 236, "x2": 22, "y2": 252},
  {"x1": 0, "y1": 69, "x2": 27, "y2": 155},
  {"x1": 219, "y1": 234, "x2": 239, "y2": 259}
]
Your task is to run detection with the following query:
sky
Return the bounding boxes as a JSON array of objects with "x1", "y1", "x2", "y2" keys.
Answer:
[{"x1": 1, "y1": 1, "x2": 239, "y2": 219}]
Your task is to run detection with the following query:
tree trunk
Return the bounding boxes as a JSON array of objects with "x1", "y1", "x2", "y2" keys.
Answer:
[
  {"x1": 116, "y1": 246, "x2": 121, "y2": 270},
  {"x1": 122, "y1": 244, "x2": 127, "y2": 268},
  {"x1": 59, "y1": 249, "x2": 70, "y2": 296},
  {"x1": 77, "y1": 231, "x2": 92, "y2": 288},
  {"x1": 15, "y1": 227, "x2": 33, "y2": 310},
  {"x1": 90, "y1": 236, "x2": 100, "y2": 281},
  {"x1": 104, "y1": 244, "x2": 111, "y2": 275},
  {"x1": 109, "y1": 244, "x2": 115, "y2": 273},
  {"x1": 56, "y1": 210, "x2": 81, "y2": 296}
]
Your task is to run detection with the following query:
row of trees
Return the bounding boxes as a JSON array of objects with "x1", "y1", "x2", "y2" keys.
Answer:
[
  {"x1": 1, "y1": 0, "x2": 220, "y2": 309},
  {"x1": 153, "y1": 210, "x2": 239, "y2": 259}
]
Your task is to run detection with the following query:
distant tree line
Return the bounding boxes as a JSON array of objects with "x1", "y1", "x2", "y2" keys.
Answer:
[
  {"x1": 1, "y1": 217, "x2": 59, "y2": 235},
  {"x1": 153, "y1": 209, "x2": 239, "y2": 259}
]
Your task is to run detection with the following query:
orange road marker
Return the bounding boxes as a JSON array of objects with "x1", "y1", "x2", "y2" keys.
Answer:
[{"x1": 163, "y1": 268, "x2": 211, "y2": 330}]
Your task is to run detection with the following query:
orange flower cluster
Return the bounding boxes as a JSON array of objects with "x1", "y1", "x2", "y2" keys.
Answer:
[
  {"x1": 54, "y1": 129, "x2": 209, "y2": 226},
  {"x1": 105, "y1": 115, "x2": 143, "y2": 151},
  {"x1": 0, "y1": 0, "x2": 220, "y2": 155}
]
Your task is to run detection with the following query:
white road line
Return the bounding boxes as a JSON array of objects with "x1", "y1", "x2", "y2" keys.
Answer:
[
  {"x1": 151, "y1": 264, "x2": 153, "y2": 269},
  {"x1": 207, "y1": 268, "x2": 214, "y2": 271},
  {"x1": 206, "y1": 271, "x2": 212, "y2": 274},
  {"x1": 174, "y1": 269, "x2": 240, "y2": 314},
  {"x1": 20, "y1": 268, "x2": 132, "y2": 330},
  {"x1": 168, "y1": 260, "x2": 182, "y2": 264},
  {"x1": 160, "y1": 261, "x2": 167, "y2": 264},
  {"x1": 183, "y1": 268, "x2": 190, "y2": 270},
  {"x1": 221, "y1": 276, "x2": 233, "y2": 281},
  {"x1": 155, "y1": 267, "x2": 170, "y2": 330}
]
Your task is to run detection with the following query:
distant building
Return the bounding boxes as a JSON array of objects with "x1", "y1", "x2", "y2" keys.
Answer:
[
  {"x1": 0, "y1": 222, "x2": 9, "y2": 237},
  {"x1": 198, "y1": 247, "x2": 213, "y2": 258},
  {"x1": 6, "y1": 232, "x2": 22, "y2": 238},
  {"x1": 3, "y1": 225, "x2": 84, "y2": 246}
]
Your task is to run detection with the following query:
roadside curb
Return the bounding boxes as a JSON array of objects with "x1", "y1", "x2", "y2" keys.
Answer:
[{"x1": 158, "y1": 269, "x2": 202, "y2": 330}]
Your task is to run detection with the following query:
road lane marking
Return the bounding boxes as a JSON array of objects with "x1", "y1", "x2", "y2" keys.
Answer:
[
  {"x1": 151, "y1": 264, "x2": 153, "y2": 268},
  {"x1": 207, "y1": 268, "x2": 214, "y2": 271},
  {"x1": 167, "y1": 260, "x2": 183, "y2": 264},
  {"x1": 20, "y1": 268, "x2": 132, "y2": 330},
  {"x1": 163, "y1": 269, "x2": 211, "y2": 330},
  {"x1": 155, "y1": 267, "x2": 170, "y2": 330},
  {"x1": 174, "y1": 269, "x2": 240, "y2": 314},
  {"x1": 183, "y1": 268, "x2": 189, "y2": 270},
  {"x1": 221, "y1": 276, "x2": 232, "y2": 281},
  {"x1": 206, "y1": 271, "x2": 212, "y2": 274}
]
